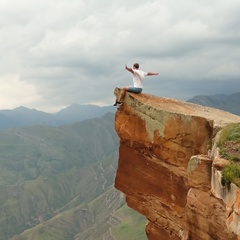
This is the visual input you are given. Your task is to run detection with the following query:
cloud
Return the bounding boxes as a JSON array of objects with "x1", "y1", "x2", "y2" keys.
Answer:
[
  {"x1": 0, "y1": 74, "x2": 41, "y2": 109},
  {"x1": 0, "y1": 0, "x2": 239, "y2": 112}
]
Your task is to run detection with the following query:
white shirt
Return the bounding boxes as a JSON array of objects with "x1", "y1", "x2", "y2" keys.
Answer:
[{"x1": 132, "y1": 69, "x2": 147, "y2": 88}]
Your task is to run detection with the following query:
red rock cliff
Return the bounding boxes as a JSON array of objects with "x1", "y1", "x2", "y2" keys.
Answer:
[{"x1": 114, "y1": 88, "x2": 240, "y2": 240}]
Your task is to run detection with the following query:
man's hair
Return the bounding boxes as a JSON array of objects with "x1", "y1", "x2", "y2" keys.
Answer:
[{"x1": 133, "y1": 63, "x2": 139, "y2": 69}]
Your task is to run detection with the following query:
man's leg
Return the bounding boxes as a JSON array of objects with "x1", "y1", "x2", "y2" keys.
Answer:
[
  {"x1": 114, "y1": 87, "x2": 128, "y2": 106},
  {"x1": 118, "y1": 87, "x2": 128, "y2": 102}
]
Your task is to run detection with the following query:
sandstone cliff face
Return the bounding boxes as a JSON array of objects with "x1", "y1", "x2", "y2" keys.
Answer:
[{"x1": 114, "y1": 88, "x2": 240, "y2": 240}]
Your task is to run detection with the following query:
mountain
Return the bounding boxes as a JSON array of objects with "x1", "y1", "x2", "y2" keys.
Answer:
[
  {"x1": 0, "y1": 106, "x2": 60, "y2": 128},
  {"x1": 187, "y1": 92, "x2": 240, "y2": 115},
  {"x1": 0, "y1": 113, "x2": 20, "y2": 129},
  {"x1": 55, "y1": 103, "x2": 116, "y2": 124},
  {"x1": 0, "y1": 104, "x2": 116, "y2": 130},
  {"x1": 0, "y1": 113, "x2": 147, "y2": 240}
]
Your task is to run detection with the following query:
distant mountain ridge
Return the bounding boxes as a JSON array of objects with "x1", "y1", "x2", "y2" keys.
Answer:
[
  {"x1": 1, "y1": 92, "x2": 239, "y2": 130},
  {"x1": 187, "y1": 92, "x2": 240, "y2": 115},
  {"x1": 0, "y1": 104, "x2": 116, "y2": 130}
]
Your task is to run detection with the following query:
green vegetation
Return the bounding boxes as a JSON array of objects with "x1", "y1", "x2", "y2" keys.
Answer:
[
  {"x1": 221, "y1": 164, "x2": 240, "y2": 189},
  {"x1": 217, "y1": 123, "x2": 240, "y2": 161},
  {"x1": 112, "y1": 204, "x2": 148, "y2": 240},
  {"x1": 218, "y1": 123, "x2": 240, "y2": 188}
]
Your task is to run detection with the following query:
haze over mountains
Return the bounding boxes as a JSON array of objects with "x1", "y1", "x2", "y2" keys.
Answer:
[{"x1": 0, "y1": 104, "x2": 116, "y2": 130}]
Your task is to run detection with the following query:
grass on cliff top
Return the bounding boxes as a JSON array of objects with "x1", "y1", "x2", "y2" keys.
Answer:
[
  {"x1": 218, "y1": 123, "x2": 240, "y2": 162},
  {"x1": 221, "y1": 164, "x2": 240, "y2": 188},
  {"x1": 218, "y1": 123, "x2": 240, "y2": 188}
]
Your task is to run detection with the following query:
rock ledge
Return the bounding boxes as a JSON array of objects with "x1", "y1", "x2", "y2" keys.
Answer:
[{"x1": 114, "y1": 88, "x2": 240, "y2": 240}]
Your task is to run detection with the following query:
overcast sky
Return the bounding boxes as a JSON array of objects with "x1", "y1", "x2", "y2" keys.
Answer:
[{"x1": 0, "y1": 0, "x2": 239, "y2": 112}]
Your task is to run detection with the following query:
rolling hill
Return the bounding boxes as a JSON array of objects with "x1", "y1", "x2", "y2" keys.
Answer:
[{"x1": 0, "y1": 113, "x2": 147, "y2": 240}]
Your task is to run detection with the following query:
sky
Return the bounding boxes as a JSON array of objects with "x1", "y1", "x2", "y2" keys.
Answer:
[{"x1": 0, "y1": 0, "x2": 240, "y2": 112}]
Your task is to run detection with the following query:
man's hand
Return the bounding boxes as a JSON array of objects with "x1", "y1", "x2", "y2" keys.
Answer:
[{"x1": 125, "y1": 65, "x2": 134, "y2": 73}]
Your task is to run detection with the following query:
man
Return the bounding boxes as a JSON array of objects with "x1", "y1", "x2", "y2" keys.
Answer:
[{"x1": 114, "y1": 63, "x2": 158, "y2": 106}]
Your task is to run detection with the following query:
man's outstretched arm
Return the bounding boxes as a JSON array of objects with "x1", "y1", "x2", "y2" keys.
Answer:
[{"x1": 147, "y1": 72, "x2": 159, "y2": 76}]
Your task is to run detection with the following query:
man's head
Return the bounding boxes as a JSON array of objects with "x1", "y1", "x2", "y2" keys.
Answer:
[{"x1": 133, "y1": 63, "x2": 139, "y2": 69}]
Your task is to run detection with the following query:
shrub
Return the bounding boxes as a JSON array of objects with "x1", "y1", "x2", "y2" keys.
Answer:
[
  {"x1": 218, "y1": 123, "x2": 240, "y2": 144},
  {"x1": 218, "y1": 123, "x2": 240, "y2": 188},
  {"x1": 218, "y1": 123, "x2": 240, "y2": 162},
  {"x1": 221, "y1": 164, "x2": 240, "y2": 189}
]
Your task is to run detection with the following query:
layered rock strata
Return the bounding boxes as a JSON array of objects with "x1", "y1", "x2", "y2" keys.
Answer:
[{"x1": 114, "y1": 88, "x2": 240, "y2": 240}]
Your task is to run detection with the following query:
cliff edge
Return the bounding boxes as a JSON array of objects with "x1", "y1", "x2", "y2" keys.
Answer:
[{"x1": 113, "y1": 88, "x2": 240, "y2": 240}]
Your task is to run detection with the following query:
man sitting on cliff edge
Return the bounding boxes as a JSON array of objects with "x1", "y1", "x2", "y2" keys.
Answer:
[{"x1": 114, "y1": 63, "x2": 159, "y2": 106}]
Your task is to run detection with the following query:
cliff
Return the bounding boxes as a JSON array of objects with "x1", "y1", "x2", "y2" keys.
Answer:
[{"x1": 113, "y1": 88, "x2": 240, "y2": 240}]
